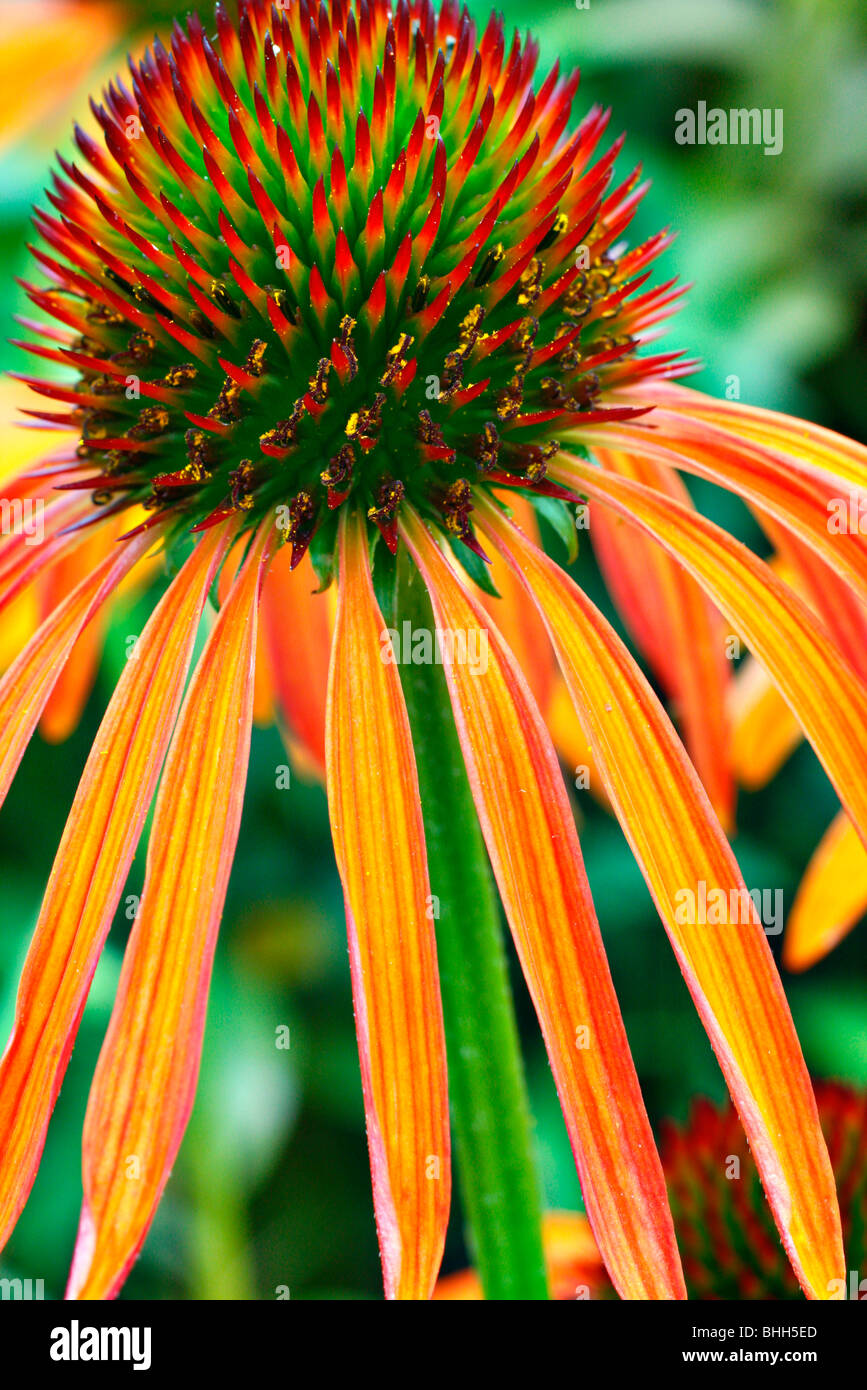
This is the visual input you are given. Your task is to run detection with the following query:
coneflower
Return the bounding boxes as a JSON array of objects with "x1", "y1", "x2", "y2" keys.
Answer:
[{"x1": 2, "y1": 0, "x2": 865, "y2": 1301}]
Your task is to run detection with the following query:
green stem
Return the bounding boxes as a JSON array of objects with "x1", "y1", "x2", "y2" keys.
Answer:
[{"x1": 393, "y1": 549, "x2": 549, "y2": 1300}]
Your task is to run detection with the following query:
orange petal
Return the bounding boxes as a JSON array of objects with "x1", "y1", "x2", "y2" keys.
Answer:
[
  {"x1": 729, "y1": 657, "x2": 803, "y2": 788},
  {"x1": 0, "y1": 526, "x2": 227, "y2": 1257},
  {"x1": 263, "y1": 548, "x2": 333, "y2": 777},
  {"x1": 590, "y1": 445, "x2": 734, "y2": 829},
  {"x1": 644, "y1": 382, "x2": 867, "y2": 489},
  {"x1": 784, "y1": 810, "x2": 867, "y2": 972},
  {"x1": 0, "y1": 528, "x2": 153, "y2": 811},
  {"x1": 555, "y1": 453, "x2": 867, "y2": 858},
  {"x1": 758, "y1": 515, "x2": 867, "y2": 685},
  {"x1": 479, "y1": 495, "x2": 844, "y2": 1300},
  {"x1": 401, "y1": 508, "x2": 685, "y2": 1301},
  {"x1": 325, "y1": 509, "x2": 450, "y2": 1300},
  {"x1": 218, "y1": 535, "x2": 275, "y2": 726},
  {"x1": 67, "y1": 525, "x2": 268, "y2": 1299},
  {"x1": 480, "y1": 496, "x2": 594, "y2": 782},
  {"x1": 37, "y1": 523, "x2": 118, "y2": 742},
  {"x1": 478, "y1": 492, "x2": 555, "y2": 711},
  {"x1": 544, "y1": 676, "x2": 611, "y2": 810},
  {"x1": 0, "y1": 498, "x2": 91, "y2": 616},
  {"x1": 591, "y1": 409, "x2": 867, "y2": 612}
]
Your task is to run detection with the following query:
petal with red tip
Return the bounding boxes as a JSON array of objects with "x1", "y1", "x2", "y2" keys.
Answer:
[
  {"x1": 67, "y1": 525, "x2": 267, "y2": 1299},
  {"x1": 478, "y1": 495, "x2": 844, "y2": 1301},
  {"x1": 325, "y1": 509, "x2": 450, "y2": 1301},
  {"x1": 401, "y1": 508, "x2": 685, "y2": 1301},
  {"x1": 647, "y1": 383, "x2": 867, "y2": 489}
]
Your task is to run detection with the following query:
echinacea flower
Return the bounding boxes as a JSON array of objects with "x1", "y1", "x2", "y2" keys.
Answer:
[
  {"x1": 2, "y1": 0, "x2": 865, "y2": 1301},
  {"x1": 438, "y1": 1079, "x2": 867, "y2": 1301}
]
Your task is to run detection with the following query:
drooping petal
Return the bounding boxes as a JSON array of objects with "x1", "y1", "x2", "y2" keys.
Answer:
[
  {"x1": 0, "y1": 526, "x2": 154, "y2": 811},
  {"x1": 401, "y1": 508, "x2": 685, "y2": 1301},
  {"x1": 645, "y1": 382, "x2": 867, "y2": 489},
  {"x1": 478, "y1": 495, "x2": 844, "y2": 1300},
  {"x1": 479, "y1": 495, "x2": 601, "y2": 786},
  {"x1": 0, "y1": 525, "x2": 228, "y2": 1257},
  {"x1": 554, "y1": 453, "x2": 867, "y2": 854},
  {"x1": 729, "y1": 657, "x2": 802, "y2": 789},
  {"x1": 785, "y1": 811, "x2": 867, "y2": 972},
  {"x1": 325, "y1": 508, "x2": 450, "y2": 1301},
  {"x1": 758, "y1": 515, "x2": 867, "y2": 685},
  {"x1": 37, "y1": 523, "x2": 118, "y2": 741},
  {"x1": 478, "y1": 492, "x2": 555, "y2": 712},
  {"x1": 0, "y1": 497, "x2": 92, "y2": 618},
  {"x1": 585, "y1": 411, "x2": 867, "y2": 611},
  {"x1": 67, "y1": 523, "x2": 268, "y2": 1300},
  {"x1": 544, "y1": 676, "x2": 611, "y2": 811},
  {"x1": 263, "y1": 548, "x2": 333, "y2": 778},
  {"x1": 216, "y1": 534, "x2": 275, "y2": 727},
  {"x1": 589, "y1": 445, "x2": 734, "y2": 828}
]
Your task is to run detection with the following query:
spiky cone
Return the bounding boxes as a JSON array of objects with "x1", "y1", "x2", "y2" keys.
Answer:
[{"x1": 1, "y1": 0, "x2": 864, "y2": 1299}]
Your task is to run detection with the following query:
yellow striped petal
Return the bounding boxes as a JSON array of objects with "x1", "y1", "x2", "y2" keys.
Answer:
[
  {"x1": 325, "y1": 509, "x2": 450, "y2": 1300},
  {"x1": 0, "y1": 528, "x2": 153, "y2": 810},
  {"x1": 478, "y1": 495, "x2": 844, "y2": 1300},
  {"x1": 0, "y1": 526, "x2": 227, "y2": 1257},
  {"x1": 68, "y1": 524, "x2": 267, "y2": 1299},
  {"x1": 591, "y1": 445, "x2": 734, "y2": 829},
  {"x1": 555, "y1": 454, "x2": 867, "y2": 856},
  {"x1": 402, "y1": 508, "x2": 685, "y2": 1301}
]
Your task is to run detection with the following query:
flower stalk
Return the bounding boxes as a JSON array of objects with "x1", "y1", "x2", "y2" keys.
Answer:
[{"x1": 394, "y1": 547, "x2": 549, "y2": 1300}]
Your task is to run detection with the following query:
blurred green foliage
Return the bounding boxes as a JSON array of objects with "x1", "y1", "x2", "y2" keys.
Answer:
[{"x1": 0, "y1": 0, "x2": 865, "y2": 1299}]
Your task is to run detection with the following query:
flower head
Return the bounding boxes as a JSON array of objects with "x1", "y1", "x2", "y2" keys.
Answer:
[
  {"x1": 18, "y1": 0, "x2": 675, "y2": 565},
  {"x1": 1, "y1": 0, "x2": 866, "y2": 1302}
]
